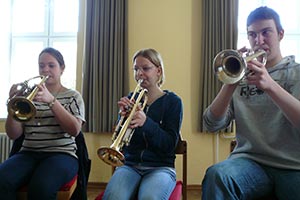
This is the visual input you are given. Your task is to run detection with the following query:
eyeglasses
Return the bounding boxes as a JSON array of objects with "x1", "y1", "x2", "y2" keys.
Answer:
[{"x1": 133, "y1": 65, "x2": 155, "y2": 73}]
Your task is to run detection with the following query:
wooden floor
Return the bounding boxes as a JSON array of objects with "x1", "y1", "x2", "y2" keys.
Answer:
[{"x1": 87, "y1": 187, "x2": 201, "y2": 200}]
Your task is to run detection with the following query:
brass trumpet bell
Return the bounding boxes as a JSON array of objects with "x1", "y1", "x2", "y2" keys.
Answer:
[
  {"x1": 7, "y1": 97, "x2": 37, "y2": 122},
  {"x1": 213, "y1": 49, "x2": 267, "y2": 84},
  {"x1": 7, "y1": 75, "x2": 48, "y2": 122},
  {"x1": 97, "y1": 146, "x2": 125, "y2": 167}
]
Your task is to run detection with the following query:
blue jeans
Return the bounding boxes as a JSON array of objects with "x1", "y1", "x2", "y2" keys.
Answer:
[
  {"x1": 103, "y1": 165, "x2": 176, "y2": 200},
  {"x1": 202, "y1": 157, "x2": 300, "y2": 200},
  {"x1": 0, "y1": 151, "x2": 78, "y2": 200}
]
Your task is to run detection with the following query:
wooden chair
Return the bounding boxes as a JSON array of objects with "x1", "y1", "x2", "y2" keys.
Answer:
[
  {"x1": 175, "y1": 138, "x2": 187, "y2": 200},
  {"x1": 95, "y1": 138, "x2": 188, "y2": 200},
  {"x1": 17, "y1": 175, "x2": 78, "y2": 200}
]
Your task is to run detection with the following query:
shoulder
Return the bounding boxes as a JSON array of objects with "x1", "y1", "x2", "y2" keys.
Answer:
[
  {"x1": 62, "y1": 89, "x2": 83, "y2": 98},
  {"x1": 284, "y1": 56, "x2": 300, "y2": 68},
  {"x1": 57, "y1": 89, "x2": 84, "y2": 107},
  {"x1": 284, "y1": 56, "x2": 300, "y2": 77},
  {"x1": 163, "y1": 90, "x2": 182, "y2": 101},
  {"x1": 163, "y1": 90, "x2": 183, "y2": 107}
]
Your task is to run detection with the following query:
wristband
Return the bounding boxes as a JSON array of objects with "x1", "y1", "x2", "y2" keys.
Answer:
[{"x1": 48, "y1": 98, "x2": 56, "y2": 108}]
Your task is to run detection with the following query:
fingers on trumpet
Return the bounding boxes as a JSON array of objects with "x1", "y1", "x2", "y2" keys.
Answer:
[
  {"x1": 237, "y1": 46, "x2": 249, "y2": 54},
  {"x1": 118, "y1": 103, "x2": 133, "y2": 117},
  {"x1": 118, "y1": 96, "x2": 142, "y2": 116},
  {"x1": 9, "y1": 84, "x2": 21, "y2": 98}
]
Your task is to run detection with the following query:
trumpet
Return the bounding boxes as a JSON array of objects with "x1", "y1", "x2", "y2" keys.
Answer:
[
  {"x1": 97, "y1": 80, "x2": 148, "y2": 167},
  {"x1": 7, "y1": 75, "x2": 49, "y2": 122},
  {"x1": 213, "y1": 49, "x2": 267, "y2": 84}
]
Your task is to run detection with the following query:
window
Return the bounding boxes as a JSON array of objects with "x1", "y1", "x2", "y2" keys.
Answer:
[
  {"x1": 0, "y1": 0, "x2": 79, "y2": 119},
  {"x1": 238, "y1": 0, "x2": 300, "y2": 63}
]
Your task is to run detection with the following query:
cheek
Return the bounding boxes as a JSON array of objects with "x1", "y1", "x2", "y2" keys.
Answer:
[
  {"x1": 156, "y1": 71, "x2": 162, "y2": 80},
  {"x1": 264, "y1": 38, "x2": 276, "y2": 48},
  {"x1": 248, "y1": 40, "x2": 256, "y2": 48},
  {"x1": 134, "y1": 73, "x2": 141, "y2": 81}
]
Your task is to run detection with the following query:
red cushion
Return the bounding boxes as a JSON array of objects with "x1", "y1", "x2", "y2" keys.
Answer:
[
  {"x1": 95, "y1": 191, "x2": 104, "y2": 200},
  {"x1": 19, "y1": 174, "x2": 78, "y2": 192},
  {"x1": 60, "y1": 175, "x2": 78, "y2": 191},
  {"x1": 94, "y1": 180, "x2": 182, "y2": 200},
  {"x1": 169, "y1": 181, "x2": 182, "y2": 200}
]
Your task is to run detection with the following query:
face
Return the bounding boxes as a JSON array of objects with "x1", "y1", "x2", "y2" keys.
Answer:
[
  {"x1": 133, "y1": 56, "x2": 162, "y2": 88},
  {"x1": 38, "y1": 53, "x2": 64, "y2": 85},
  {"x1": 247, "y1": 19, "x2": 284, "y2": 66}
]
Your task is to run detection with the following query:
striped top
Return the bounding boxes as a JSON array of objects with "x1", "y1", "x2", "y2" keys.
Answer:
[{"x1": 21, "y1": 89, "x2": 85, "y2": 158}]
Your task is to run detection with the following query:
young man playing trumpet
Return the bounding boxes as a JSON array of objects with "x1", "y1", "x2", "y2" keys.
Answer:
[{"x1": 202, "y1": 6, "x2": 300, "y2": 200}]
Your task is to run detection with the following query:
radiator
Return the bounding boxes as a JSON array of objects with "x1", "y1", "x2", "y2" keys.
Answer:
[{"x1": 0, "y1": 133, "x2": 13, "y2": 163}]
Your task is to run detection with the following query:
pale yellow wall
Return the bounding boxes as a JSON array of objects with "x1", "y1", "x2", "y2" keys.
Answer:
[{"x1": 0, "y1": 0, "x2": 235, "y2": 186}]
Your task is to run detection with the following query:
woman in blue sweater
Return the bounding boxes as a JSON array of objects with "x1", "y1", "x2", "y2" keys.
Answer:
[{"x1": 103, "y1": 48, "x2": 183, "y2": 200}]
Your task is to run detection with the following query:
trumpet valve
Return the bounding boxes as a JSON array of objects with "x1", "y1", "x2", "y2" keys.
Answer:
[{"x1": 124, "y1": 128, "x2": 134, "y2": 146}]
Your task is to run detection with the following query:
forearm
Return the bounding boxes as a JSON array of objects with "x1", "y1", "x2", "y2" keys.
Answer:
[
  {"x1": 266, "y1": 82, "x2": 300, "y2": 130},
  {"x1": 5, "y1": 115, "x2": 23, "y2": 140},
  {"x1": 50, "y1": 99, "x2": 82, "y2": 136},
  {"x1": 143, "y1": 97, "x2": 182, "y2": 153},
  {"x1": 209, "y1": 84, "x2": 237, "y2": 118},
  {"x1": 143, "y1": 117, "x2": 179, "y2": 152}
]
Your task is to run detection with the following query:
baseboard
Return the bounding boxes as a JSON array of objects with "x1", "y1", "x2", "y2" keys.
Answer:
[
  {"x1": 88, "y1": 182, "x2": 107, "y2": 190},
  {"x1": 187, "y1": 184, "x2": 202, "y2": 191}
]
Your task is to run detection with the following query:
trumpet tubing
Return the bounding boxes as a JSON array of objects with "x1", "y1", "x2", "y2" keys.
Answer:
[
  {"x1": 97, "y1": 80, "x2": 148, "y2": 167},
  {"x1": 7, "y1": 75, "x2": 48, "y2": 122}
]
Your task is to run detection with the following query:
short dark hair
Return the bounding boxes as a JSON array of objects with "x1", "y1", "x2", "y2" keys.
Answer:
[
  {"x1": 247, "y1": 6, "x2": 283, "y2": 33},
  {"x1": 39, "y1": 47, "x2": 65, "y2": 68}
]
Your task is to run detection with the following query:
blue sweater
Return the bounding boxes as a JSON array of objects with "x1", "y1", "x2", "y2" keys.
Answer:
[{"x1": 123, "y1": 90, "x2": 183, "y2": 168}]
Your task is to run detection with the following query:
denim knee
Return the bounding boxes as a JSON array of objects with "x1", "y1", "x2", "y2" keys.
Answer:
[{"x1": 203, "y1": 163, "x2": 226, "y2": 183}]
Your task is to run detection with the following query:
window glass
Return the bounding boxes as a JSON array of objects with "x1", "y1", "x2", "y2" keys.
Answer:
[
  {"x1": 10, "y1": 40, "x2": 46, "y2": 83},
  {"x1": 0, "y1": 0, "x2": 79, "y2": 119},
  {"x1": 53, "y1": 0, "x2": 79, "y2": 33},
  {"x1": 12, "y1": 0, "x2": 47, "y2": 34},
  {"x1": 51, "y1": 40, "x2": 77, "y2": 89}
]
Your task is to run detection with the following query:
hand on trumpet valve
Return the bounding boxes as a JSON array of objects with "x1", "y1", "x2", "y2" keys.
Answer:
[
  {"x1": 8, "y1": 84, "x2": 21, "y2": 99},
  {"x1": 129, "y1": 105, "x2": 146, "y2": 129},
  {"x1": 244, "y1": 58, "x2": 273, "y2": 91},
  {"x1": 237, "y1": 46, "x2": 249, "y2": 55},
  {"x1": 245, "y1": 59, "x2": 263, "y2": 76},
  {"x1": 118, "y1": 97, "x2": 134, "y2": 116},
  {"x1": 33, "y1": 83, "x2": 54, "y2": 104}
]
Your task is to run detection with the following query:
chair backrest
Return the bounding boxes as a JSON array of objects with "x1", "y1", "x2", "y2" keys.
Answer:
[
  {"x1": 175, "y1": 139, "x2": 187, "y2": 200},
  {"x1": 71, "y1": 131, "x2": 91, "y2": 200}
]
